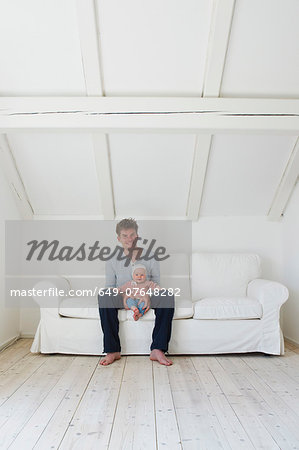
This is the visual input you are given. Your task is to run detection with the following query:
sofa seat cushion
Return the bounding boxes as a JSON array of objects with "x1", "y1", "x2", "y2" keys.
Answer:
[
  {"x1": 126, "y1": 297, "x2": 193, "y2": 321},
  {"x1": 193, "y1": 297, "x2": 262, "y2": 320},
  {"x1": 59, "y1": 296, "x2": 193, "y2": 321},
  {"x1": 59, "y1": 297, "x2": 127, "y2": 322}
]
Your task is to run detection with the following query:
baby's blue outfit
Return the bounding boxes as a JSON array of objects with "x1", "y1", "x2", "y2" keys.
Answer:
[{"x1": 126, "y1": 298, "x2": 145, "y2": 315}]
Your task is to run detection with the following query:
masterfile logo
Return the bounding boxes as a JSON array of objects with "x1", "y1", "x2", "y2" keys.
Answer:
[
  {"x1": 25, "y1": 237, "x2": 170, "y2": 265},
  {"x1": 5, "y1": 220, "x2": 192, "y2": 307}
]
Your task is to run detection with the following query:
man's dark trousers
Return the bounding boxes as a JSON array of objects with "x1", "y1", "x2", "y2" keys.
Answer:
[{"x1": 98, "y1": 292, "x2": 175, "y2": 353}]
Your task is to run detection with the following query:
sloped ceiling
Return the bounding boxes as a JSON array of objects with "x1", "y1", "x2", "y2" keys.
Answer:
[
  {"x1": 96, "y1": 0, "x2": 213, "y2": 96},
  {"x1": 0, "y1": 0, "x2": 86, "y2": 95},
  {"x1": 221, "y1": 0, "x2": 299, "y2": 98},
  {"x1": 0, "y1": 0, "x2": 298, "y2": 220}
]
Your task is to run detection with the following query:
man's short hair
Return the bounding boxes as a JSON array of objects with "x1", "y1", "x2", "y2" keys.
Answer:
[{"x1": 116, "y1": 218, "x2": 138, "y2": 236}]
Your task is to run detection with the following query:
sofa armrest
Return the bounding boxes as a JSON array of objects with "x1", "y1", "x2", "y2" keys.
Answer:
[
  {"x1": 247, "y1": 279, "x2": 289, "y2": 318},
  {"x1": 247, "y1": 278, "x2": 288, "y2": 355},
  {"x1": 32, "y1": 277, "x2": 71, "y2": 318}
]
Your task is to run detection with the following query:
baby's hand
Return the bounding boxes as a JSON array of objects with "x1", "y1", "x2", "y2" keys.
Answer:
[{"x1": 138, "y1": 294, "x2": 150, "y2": 313}]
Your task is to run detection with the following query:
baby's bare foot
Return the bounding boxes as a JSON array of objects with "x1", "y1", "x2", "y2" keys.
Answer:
[
  {"x1": 100, "y1": 352, "x2": 121, "y2": 366},
  {"x1": 133, "y1": 308, "x2": 140, "y2": 321}
]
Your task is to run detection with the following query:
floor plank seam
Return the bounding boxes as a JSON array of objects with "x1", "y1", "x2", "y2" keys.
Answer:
[
  {"x1": 263, "y1": 355, "x2": 299, "y2": 386},
  {"x1": 167, "y1": 359, "x2": 183, "y2": 450},
  {"x1": 241, "y1": 354, "x2": 299, "y2": 412},
  {"x1": 214, "y1": 356, "x2": 258, "y2": 449},
  {"x1": 55, "y1": 355, "x2": 101, "y2": 450},
  {"x1": 190, "y1": 357, "x2": 230, "y2": 450},
  {"x1": 106, "y1": 355, "x2": 127, "y2": 450},
  {"x1": 0, "y1": 337, "x2": 20, "y2": 353},
  {"x1": 31, "y1": 356, "x2": 94, "y2": 449},
  {"x1": 213, "y1": 356, "x2": 274, "y2": 449},
  {"x1": 238, "y1": 355, "x2": 299, "y2": 447},
  {"x1": 224, "y1": 355, "x2": 299, "y2": 448},
  {"x1": 0, "y1": 341, "x2": 32, "y2": 375},
  {"x1": 0, "y1": 355, "x2": 49, "y2": 408},
  {"x1": 151, "y1": 360, "x2": 158, "y2": 450},
  {"x1": 5, "y1": 356, "x2": 76, "y2": 449},
  {"x1": 213, "y1": 356, "x2": 258, "y2": 449}
]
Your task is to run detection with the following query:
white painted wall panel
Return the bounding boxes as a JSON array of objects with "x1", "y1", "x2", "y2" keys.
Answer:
[
  {"x1": 7, "y1": 133, "x2": 102, "y2": 215},
  {"x1": 0, "y1": 0, "x2": 86, "y2": 95},
  {"x1": 0, "y1": 166, "x2": 21, "y2": 346},
  {"x1": 96, "y1": 0, "x2": 213, "y2": 95},
  {"x1": 200, "y1": 135, "x2": 297, "y2": 216},
  {"x1": 192, "y1": 216, "x2": 283, "y2": 281},
  {"x1": 281, "y1": 181, "x2": 299, "y2": 344},
  {"x1": 109, "y1": 133, "x2": 195, "y2": 217},
  {"x1": 221, "y1": 0, "x2": 299, "y2": 97}
]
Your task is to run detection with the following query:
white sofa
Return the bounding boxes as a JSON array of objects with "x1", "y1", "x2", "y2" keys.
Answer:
[{"x1": 30, "y1": 253, "x2": 289, "y2": 356}]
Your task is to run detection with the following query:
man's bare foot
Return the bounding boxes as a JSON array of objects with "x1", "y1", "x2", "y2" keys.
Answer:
[
  {"x1": 150, "y1": 349, "x2": 173, "y2": 366},
  {"x1": 100, "y1": 352, "x2": 121, "y2": 366}
]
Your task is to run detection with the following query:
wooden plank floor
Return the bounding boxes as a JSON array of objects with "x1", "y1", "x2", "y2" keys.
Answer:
[{"x1": 0, "y1": 340, "x2": 299, "y2": 449}]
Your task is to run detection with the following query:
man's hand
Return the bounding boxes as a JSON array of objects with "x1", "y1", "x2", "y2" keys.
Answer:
[{"x1": 138, "y1": 294, "x2": 151, "y2": 313}]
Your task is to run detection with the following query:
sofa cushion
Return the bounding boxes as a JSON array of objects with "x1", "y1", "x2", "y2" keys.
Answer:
[
  {"x1": 193, "y1": 297, "x2": 262, "y2": 320},
  {"x1": 159, "y1": 253, "x2": 190, "y2": 277},
  {"x1": 59, "y1": 297, "x2": 128, "y2": 322},
  {"x1": 192, "y1": 253, "x2": 261, "y2": 300},
  {"x1": 126, "y1": 297, "x2": 193, "y2": 321},
  {"x1": 59, "y1": 296, "x2": 193, "y2": 321}
]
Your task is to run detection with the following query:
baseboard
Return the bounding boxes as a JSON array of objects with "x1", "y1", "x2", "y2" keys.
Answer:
[
  {"x1": 19, "y1": 333, "x2": 35, "y2": 339},
  {"x1": 0, "y1": 334, "x2": 20, "y2": 352},
  {"x1": 284, "y1": 337, "x2": 299, "y2": 348}
]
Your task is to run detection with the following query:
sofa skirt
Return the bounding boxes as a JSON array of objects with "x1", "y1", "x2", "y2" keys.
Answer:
[{"x1": 31, "y1": 315, "x2": 284, "y2": 356}]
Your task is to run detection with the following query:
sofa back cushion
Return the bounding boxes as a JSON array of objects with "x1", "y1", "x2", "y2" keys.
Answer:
[
  {"x1": 64, "y1": 276, "x2": 106, "y2": 293},
  {"x1": 160, "y1": 253, "x2": 191, "y2": 301},
  {"x1": 159, "y1": 253, "x2": 190, "y2": 277},
  {"x1": 191, "y1": 253, "x2": 261, "y2": 301}
]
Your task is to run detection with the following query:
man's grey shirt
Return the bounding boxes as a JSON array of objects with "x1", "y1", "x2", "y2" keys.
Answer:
[{"x1": 105, "y1": 250, "x2": 160, "y2": 288}]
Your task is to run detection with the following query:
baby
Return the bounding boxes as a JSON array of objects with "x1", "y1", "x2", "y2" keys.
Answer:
[{"x1": 118, "y1": 264, "x2": 160, "y2": 321}]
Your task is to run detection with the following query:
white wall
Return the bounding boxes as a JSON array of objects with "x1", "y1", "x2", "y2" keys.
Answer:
[
  {"x1": 281, "y1": 181, "x2": 299, "y2": 344},
  {"x1": 19, "y1": 307, "x2": 40, "y2": 338},
  {"x1": 0, "y1": 167, "x2": 21, "y2": 348},
  {"x1": 192, "y1": 216, "x2": 283, "y2": 280}
]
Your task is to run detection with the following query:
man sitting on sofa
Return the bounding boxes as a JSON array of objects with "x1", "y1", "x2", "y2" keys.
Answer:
[{"x1": 98, "y1": 218, "x2": 175, "y2": 366}]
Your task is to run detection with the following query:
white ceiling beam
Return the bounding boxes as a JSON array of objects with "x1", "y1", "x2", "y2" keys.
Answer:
[
  {"x1": 0, "y1": 97, "x2": 298, "y2": 133},
  {"x1": 76, "y1": 0, "x2": 115, "y2": 219},
  {"x1": 0, "y1": 135, "x2": 33, "y2": 219},
  {"x1": 203, "y1": 0, "x2": 235, "y2": 97},
  {"x1": 33, "y1": 214, "x2": 188, "y2": 221},
  {"x1": 188, "y1": 0, "x2": 235, "y2": 220},
  {"x1": 75, "y1": 0, "x2": 103, "y2": 96},
  {"x1": 268, "y1": 137, "x2": 299, "y2": 220},
  {"x1": 92, "y1": 132, "x2": 115, "y2": 219},
  {"x1": 33, "y1": 215, "x2": 105, "y2": 220},
  {"x1": 187, "y1": 135, "x2": 212, "y2": 220},
  {"x1": 92, "y1": 134, "x2": 115, "y2": 219}
]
